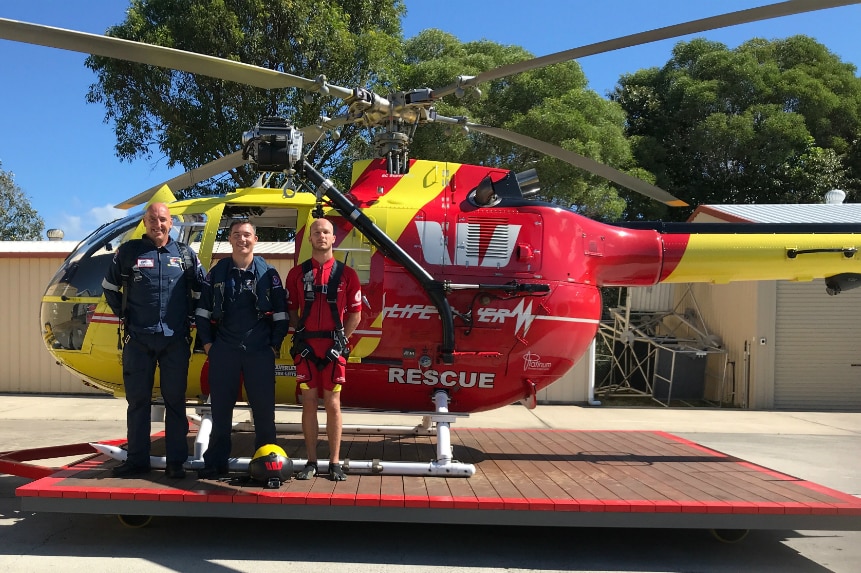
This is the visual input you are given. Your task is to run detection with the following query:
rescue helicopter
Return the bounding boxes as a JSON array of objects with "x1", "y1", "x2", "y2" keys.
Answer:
[{"x1": 3, "y1": 0, "x2": 861, "y2": 476}]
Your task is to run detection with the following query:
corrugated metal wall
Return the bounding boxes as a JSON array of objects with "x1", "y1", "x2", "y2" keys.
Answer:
[
  {"x1": 536, "y1": 344, "x2": 592, "y2": 404},
  {"x1": 629, "y1": 284, "x2": 675, "y2": 312},
  {"x1": 774, "y1": 280, "x2": 861, "y2": 410},
  {"x1": 0, "y1": 254, "x2": 99, "y2": 394}
]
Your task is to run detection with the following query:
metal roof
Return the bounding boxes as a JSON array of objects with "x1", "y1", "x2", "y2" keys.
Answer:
[
  {"x1": 207, "y1": 242, "x2": 295, "y2": 255},
  {"x1": 690, "y1": 203, "x2": 861, "y2": 224},
  {"x1": 0, "y1": 241, "x2": 79, "y2": 253},
  {"x1": 0, "y1": 241, "x2": 295, "y2": 255}
]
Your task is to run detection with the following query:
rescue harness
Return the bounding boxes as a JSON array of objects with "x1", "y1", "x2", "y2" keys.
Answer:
[
  {"x1": 290, "y1": 259, "x2": 349, "y2": 369},
  {"x1": 203, "y1": 256, "x2": 278, "y2": 350}
]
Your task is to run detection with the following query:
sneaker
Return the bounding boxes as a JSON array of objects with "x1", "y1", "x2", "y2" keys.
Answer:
[
  {"x1": 197, "y1": 465, "x2": 229, "y2": 479},
  {"x1": 329, "y1": 463, "x2": 347, "y2": 482},
  {"x1": 112, "y1": 461, "x2": 150, "y2": 478},
  {"x1": 165, "y1": 463, "x2": 187, "y2": 479},
  {"x1": 296, "y1": 461, "x2": 317, "y2": 480}
]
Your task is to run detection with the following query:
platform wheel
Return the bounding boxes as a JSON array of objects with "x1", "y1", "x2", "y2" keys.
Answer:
[
  {"x1": 117, "y1": 514, "x2": 153, "y2": 528},
  {"x1": 710, "y1": 528, "x2": 749, "y2": 543}
]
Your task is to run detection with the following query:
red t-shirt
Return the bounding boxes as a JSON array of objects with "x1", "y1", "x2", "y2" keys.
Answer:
[{"x1": 286, "y1": 258, "x2": 362, "y2": 331}]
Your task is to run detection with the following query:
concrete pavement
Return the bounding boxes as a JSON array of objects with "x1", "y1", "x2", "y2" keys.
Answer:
[
  {"x1": 1, "y1": 393, "x2": 859, "y2": 493},
  {"x1": 1, "y1": 393, "x2": 860, "y2": 573},
  {"x1": 3, "y1": 393, "x2": 860, "y2": 433}
]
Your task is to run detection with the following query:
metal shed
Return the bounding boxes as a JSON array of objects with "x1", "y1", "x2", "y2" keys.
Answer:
[{"x1": 684, "y1": 196, "x2": 861, "y2": 410}]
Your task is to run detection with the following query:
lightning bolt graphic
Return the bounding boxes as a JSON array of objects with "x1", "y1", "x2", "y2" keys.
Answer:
[{"x1": 512, "y1": 298, "x2": 536, "y2": 338}]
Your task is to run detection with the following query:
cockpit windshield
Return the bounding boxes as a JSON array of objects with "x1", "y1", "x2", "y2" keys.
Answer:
[
  {"x1": 45, "y1": 213, "x2": 141, "y2": 300},
  {"x1": 41, "y1": 213, "x2": 141, "y2": 351}
]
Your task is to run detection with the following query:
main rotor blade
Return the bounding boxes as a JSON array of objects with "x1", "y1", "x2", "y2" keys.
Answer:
[
  {"x1": 464, "y1": 123, "x2": 687, "y2": 207},
  {"x1": 0, "y1": 18, "x2": 353, "y2": 97},
  {"x1": 115, "y1": 151, "x2": 248, "y2": 209},
  {"x1": 434, "y1": 0, "x2": 861, "y2": 98}
]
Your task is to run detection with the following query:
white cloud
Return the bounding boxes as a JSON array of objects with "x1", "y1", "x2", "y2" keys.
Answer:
[
  {"x1": 58, "y1": 214, "x2": 83, "y2": 239},
  {"x1": 50, "y1": 204, "x2": 128, "y2": 242},
  {"x1": 90, "y1": 204, "x2": 128, "y2": 226}
]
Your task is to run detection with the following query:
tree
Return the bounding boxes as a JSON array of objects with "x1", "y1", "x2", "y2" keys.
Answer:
[
  {"x1": 612, "y1": 36, "x2": 861, "y2": 220},
  {"x1": 0, "y1": 162, "x2": 45, "y2": 241},
  {"x1": 400, "y1": 30, "x2": 638, "y2": 220},
  {"x1": 86, "y1": 0, "x2": 406, "y2": 196},
  {"x1": 86, "y1": 2, "x2": 642, "y2": 221}
]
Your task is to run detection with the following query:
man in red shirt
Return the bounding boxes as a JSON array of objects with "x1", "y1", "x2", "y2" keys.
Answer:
[{"x1": 286, "y1": 218, "x2": 361, "y2": 481}]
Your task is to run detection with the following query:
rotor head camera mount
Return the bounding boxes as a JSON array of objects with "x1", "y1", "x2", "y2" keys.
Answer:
[{"x1": 242, "y1": 117, "x2": 304, "y2": 172}]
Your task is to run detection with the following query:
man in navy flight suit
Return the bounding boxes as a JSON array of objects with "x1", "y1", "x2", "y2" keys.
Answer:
[
  {"x1": 194, "y1": 220, "x2": 289, "y2": 479},
  {"x1": 102, "y1": 202, "x2": 205, "y2": 479}
]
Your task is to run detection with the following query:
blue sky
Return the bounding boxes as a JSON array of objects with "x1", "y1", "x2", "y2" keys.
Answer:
[{"x1": 1, "y1": 0, "x2": 859, "y2": 241}]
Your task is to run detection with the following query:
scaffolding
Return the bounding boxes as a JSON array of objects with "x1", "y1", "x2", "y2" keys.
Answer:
[{"x1": 596, "y1": 285, "x2": 728, "y2": 406}]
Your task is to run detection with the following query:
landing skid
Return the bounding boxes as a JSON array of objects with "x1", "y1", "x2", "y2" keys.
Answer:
[{"x1": 93, "y1": 390, "x2": 476, "y2": 478}]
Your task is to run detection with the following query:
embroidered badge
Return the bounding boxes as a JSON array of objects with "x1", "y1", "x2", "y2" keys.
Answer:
[
  {"x1": 168, "y1": 257, "x2": 182, "y2": 268},
  {"x1": 137, "y1": 258, "x2": 155, "y2": 268}
]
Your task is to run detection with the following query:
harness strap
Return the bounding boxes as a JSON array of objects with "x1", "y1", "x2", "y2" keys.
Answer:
[
  {"x1": 292, "y1": 260, "x2": 349, "y2": 368},
  {"x1": 117, "y1": 239, "x2": 196, "y2": 349},
  {"x1": 298, "y1": 259, "x2": 345, "y2": 334},
  {"x1": 210, "y1": 257, "x2": 273, "y2": 323},
  {"x1": 292, "y1": 340, "x2": 329, "y2": 370}
]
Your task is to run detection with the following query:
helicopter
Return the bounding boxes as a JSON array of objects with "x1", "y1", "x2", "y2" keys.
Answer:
[{"x1": 3, "y1": 1, "x2": 861, "y2": 475}]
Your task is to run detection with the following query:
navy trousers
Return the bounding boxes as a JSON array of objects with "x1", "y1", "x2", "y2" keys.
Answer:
[
  {"x1": 122, "y1": 332, "x2": 190, "y2": 466},
  {"x1": 204, "y1": 341, "x2": 276, "y2": 468}
]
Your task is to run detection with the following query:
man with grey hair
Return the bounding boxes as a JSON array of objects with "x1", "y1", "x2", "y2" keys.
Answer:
[{"x1": 102, "y1": 202, "x2": 204, "y2": 479}]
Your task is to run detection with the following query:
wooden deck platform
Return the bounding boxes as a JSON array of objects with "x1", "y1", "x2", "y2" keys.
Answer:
[{"x1": 15, "y1": 428, "x2": 861, "y2": 530}]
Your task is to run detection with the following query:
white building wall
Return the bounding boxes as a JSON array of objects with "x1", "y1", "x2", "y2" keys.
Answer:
[
  {"x1": 683, "y1": 281, "x2": 776, "y2": 408},
  {"x1": 774, "y1": 280, "x2": 861, "y2": 410}
]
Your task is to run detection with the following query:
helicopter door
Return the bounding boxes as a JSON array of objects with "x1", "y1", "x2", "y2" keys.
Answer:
[{"x1": 163, "y1": 203, "x2": 225, "y2": 269}]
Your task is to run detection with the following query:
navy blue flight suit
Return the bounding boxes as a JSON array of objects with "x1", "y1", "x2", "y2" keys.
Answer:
[
  {"x1": 194, "y1": 256, "x2": 289, "y2": 470},
  {"x1": 102, "y1": 235, "x2": 205, "y2": 469}
]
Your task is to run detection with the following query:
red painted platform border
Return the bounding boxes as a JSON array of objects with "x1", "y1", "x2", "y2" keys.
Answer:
[{"x1": 13, "y1": 429, "x2": 861, "y2": 518}]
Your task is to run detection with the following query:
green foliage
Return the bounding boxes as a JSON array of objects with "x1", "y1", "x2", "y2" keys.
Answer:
[
  {"x1": 86, "y1": 0, "x2": 406, "y2": 195},
  {"x1": 612, "y1": 36, "x2": 861, "y2": 220},
  {"x1": 0, "y1": 162, "x2": 45, "y2": 241},
  {"x1": 86, "y1": 7, "x2": 642, "y2": 221},
  {"x1": 401, "y1": 30, "x2": 636, "y2": 220}
]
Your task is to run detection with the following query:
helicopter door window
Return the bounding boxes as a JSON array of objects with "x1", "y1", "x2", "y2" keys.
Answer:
[
  {"x1": 211, "y1": 208, "x2": 300, "y2": 277},
  {"x1": 171, "y1": 213, "x2": 207, "y2": 245},
  {"x1": 326, "y1": 215, "x2": 372, "y2": 285}
]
